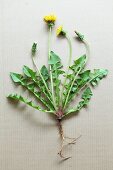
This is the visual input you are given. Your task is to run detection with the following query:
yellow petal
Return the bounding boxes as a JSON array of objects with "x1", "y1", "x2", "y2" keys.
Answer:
[
  {"x1": 43, "y1": 14, "x2": 57, "y2": 23},
  {"x1": 56, "y1": 26, "x2": 63, "y2": 36}
]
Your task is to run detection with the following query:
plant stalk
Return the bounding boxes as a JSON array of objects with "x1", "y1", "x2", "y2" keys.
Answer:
[
  {"x1": 48, "y1": 26, "x2": 57, "y2": 110},
  {"x1": 83, "y1": 39, "x2": 90, "y2": 59}
]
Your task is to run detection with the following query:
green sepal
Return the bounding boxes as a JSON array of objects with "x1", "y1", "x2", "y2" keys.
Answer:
[
  {"x1": 32, "y1": 43, "x2": 37, "y2": 56},
  {"x1": 75, "y1": 31, "x2": 84, "y2": 41}
]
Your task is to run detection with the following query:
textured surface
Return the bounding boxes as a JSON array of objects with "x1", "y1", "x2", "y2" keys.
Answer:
[{"x1": 0, "y1": 0, "x2": 113, "y2": 169}]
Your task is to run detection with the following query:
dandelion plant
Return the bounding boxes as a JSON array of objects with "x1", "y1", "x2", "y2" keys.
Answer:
[{"x1": 8, "y1": 14, "x2": 108, "y2": 159}]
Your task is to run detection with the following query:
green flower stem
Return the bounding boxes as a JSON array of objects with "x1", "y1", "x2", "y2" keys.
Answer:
[
  {"x1": 83, "y1": 39, "x2": 90, "y2": 59},
  {"x1": 60, "y1": 35, "x2": 72, "y2": 107},
  {"x1": 48, "y1": 26, "x2": 57, "y2": 110},
  {"x1": 75, "y1": 30, "x2": 90, "y2": 59},
  {"x1": 54, "y1": 64, "x2": 60, "y2": 106}
]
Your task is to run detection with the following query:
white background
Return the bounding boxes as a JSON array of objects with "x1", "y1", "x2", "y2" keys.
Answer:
[{"x1": 0, "y1": 0, "x2": 113, "y2": 169}]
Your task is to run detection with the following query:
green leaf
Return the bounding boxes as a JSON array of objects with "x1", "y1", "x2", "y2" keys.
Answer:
[
  {"x1": 23, "y1": 65, "x2": 36, "y2": 78},
  {"x1": 27, "y1": 83, "x2": 35, "y2": 91},
  {"x1": 40, "y1": 65, "x2": 49, "y2": 81},
  {"x1": 76, "y1": 87, "x2": 93, "y2": 110},
  {"x1": 7, "y1": 94, "x2": 54, "y2": 113},
  {"x1": 82, "y1": 87, "x2": 93, "y2": 101},
  {"x1": 63, "y1": 68, "x2": 108, "y2": 106},
  {"x1": 10, "y1": 72, "x2": 54, "y2": 110},
  {"x1": 78, "y1": 70, "x2": 91, "y2": 87},
  {"x1": 69, "y1": 54, "x2": 87, "y2": 73},
  {"x1": 48, "y1": 51, "x2": 61, "y2": 65},
  {"x1": 90, "y1": 69, "x2": 108, "y2": 86},
  {"x1": 10, "y1": 72, "x2": 24, "y2": 84},
  {"x1": 65, "y1": 87, "x2": 93, "y2": 116},
  {"x1": 22, "y1": 65, "x2": 53, "y2": 105}
]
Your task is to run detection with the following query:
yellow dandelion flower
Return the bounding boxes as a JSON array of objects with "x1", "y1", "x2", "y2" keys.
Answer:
[
  {"x1": 56, "y1": 26, "x2": 63, "y2": 36},
  {"x1": 44, "y1": 14, "x2": 57, "y2": 23}
]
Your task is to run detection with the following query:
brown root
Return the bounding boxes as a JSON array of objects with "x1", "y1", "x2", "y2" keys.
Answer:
[{"x1": 57, "y1": 119, "x2": 81, "y2": 160}]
